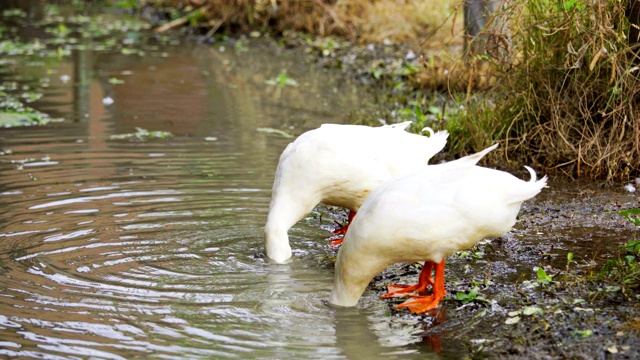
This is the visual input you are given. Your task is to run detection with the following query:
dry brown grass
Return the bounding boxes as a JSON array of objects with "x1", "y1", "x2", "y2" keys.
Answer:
[
  {"x1": 446, "y1": 0, "x2": 640, "y2": 180},
  {"x1": 156, "y1": 0, "x2": 460, "y2": 46}
]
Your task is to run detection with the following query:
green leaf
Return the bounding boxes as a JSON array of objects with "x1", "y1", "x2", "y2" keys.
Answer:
[
  {"x1": 505, "y1": 316, "x2": 521, "y2": 324},
  {"x1": 266, "y1": 73, "x2": 298, "y2": 88},
  {"x1": 623, "y1": 240, "x2": 640, "y2": 255},
  {"x1": 618, "y1": 209, "x2": 640, "y2": 226},
  {"x1": 536, "y1": 267, "x2": 553, "y2": 283},
  {"x1": 108, "y1": 77, "x2": 125, "y2": 84},
  {"x1": 256, "y1": 127, "x2": 294, "y2": 139},
  {"x1": 574, "y1": 329, "x2": 593, "y2": 337},
  {"x1": 110, "y1": 127, "x2": 173, "y2": 140},
  {"x1": 522, "y1": 306, "x2": 543, "y2": 316}
]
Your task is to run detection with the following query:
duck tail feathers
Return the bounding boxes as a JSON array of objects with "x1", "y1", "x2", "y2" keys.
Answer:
[
  {"x1": 422, "y1": 129, "x2": 449, "y2": 161},
  {"x1": 524, "y1": 166, "x2": 548, "y2": 187},
  {"x1": 465, "y1": 143, "x2": 499, "y2": 165},
  {"x1": 512, "y1": 166, "x2": 547, "y2": 203},
  {"x1": 384, "y1": 121, "x2": 413, "y2": 130}
]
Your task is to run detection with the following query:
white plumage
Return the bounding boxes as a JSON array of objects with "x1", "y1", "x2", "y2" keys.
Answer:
[
  {"x1": 329, "y1": 144, "x2": 547, "y2": 313},
  {"x1": 264, "y1": 122, "x2": 449, "y2": 263}
]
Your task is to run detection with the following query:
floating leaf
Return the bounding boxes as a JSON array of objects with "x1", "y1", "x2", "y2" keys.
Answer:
[
  {"x1": 265, "y1": 73, "x2": 298, "y2": 88},
  {"x1": 110, "y1": 127, "x2": 173, "y2": 141},
  {"x1": 256, "y1": 127, "x2": 294, "y2": 139},
  {"x1": 0, "y1": 111, "x2": 63, "y2": 127}
]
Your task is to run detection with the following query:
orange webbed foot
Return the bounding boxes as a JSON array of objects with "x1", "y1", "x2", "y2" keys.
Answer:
[
  {"x1": 381, "y1": 281, "x2": 433, "y2": 298},
  {"x1": 380, "y1": 261, "x2": 434, "y2": 299},
  {"x1": 395, "y1": 294, "x2": 443, "y2": 314},
  {"x1": 387, "y1": 260, "x2": 447, "y2": 314}
]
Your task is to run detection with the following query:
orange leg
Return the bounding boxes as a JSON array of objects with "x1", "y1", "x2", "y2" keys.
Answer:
[
  {"x1": 329, "y1": 210, "x2": 356, "y2": 247},
  {"x1": 381, "y1": 261, "x2": 434, "y2": 298},
  {"x1": 395, "y1": 260, "x2": 447, "y2": 314},
  {"x1": 332, "y1": 210, "x2": 356, "y2": 236},
  {"x1": 329, "y1": 237, "x2": 345, "y2": 247}
]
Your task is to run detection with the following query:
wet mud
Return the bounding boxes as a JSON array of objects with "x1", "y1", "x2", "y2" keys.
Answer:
[{"x1": 323, "y1": 178, "x2": 640, "y2": 359}]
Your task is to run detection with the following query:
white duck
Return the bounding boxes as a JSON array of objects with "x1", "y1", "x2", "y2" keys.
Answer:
[
  {"x1": 264, "y1": 122, "x2": 449, "y2": 263},
  {"x1": 329, "y1": 144, "x2": 547, "y2": 313}
]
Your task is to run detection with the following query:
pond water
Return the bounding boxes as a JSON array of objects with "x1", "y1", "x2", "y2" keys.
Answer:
[
  {"x1": 0, "y1": 3, "x2": 445, "y2": 359},
  {"x1": 4, "y1": 2, "x2": 640, "y2": 359}
]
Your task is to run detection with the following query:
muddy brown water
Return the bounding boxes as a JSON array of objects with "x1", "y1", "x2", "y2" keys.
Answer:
[
  {"x1": 2, "y1": 4, "x2": 640, "y2": 360},
  {"x1": 0, "y1": 6, "x2": 448, "y2": 360}
]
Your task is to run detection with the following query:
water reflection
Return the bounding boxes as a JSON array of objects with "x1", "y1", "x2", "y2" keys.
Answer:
[{"x1": 0, "y1": 3, "x2": 443, "y2": 359}]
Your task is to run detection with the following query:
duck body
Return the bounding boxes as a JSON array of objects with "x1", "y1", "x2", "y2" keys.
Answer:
[
  {"x1": 264, "y1": 122, "x2": 449, "y2": 263},
  {"x1": 329, "y1": 144, "x2": 547, "y2": 309}
]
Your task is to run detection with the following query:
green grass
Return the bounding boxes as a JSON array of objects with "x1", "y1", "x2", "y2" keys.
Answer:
[
  {"x1": 446, "y1": 0, "x2": 640, "y2": 179},
  {"x1": 597, "y1": 209, "x2": 640, "y2": 294}
]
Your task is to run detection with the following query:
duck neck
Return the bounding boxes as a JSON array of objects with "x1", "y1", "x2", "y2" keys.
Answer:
[
  {"x1": 264, "y1": 221, "x2": 292, "y2": 263},
  {"x1": 329, "y1": 242, "x2": 387, "y2": 307}
]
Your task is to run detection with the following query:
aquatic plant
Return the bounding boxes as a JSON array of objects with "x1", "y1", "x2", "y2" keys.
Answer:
[
  {"x1": 452, "y1": 286, "x2": 487, "y2": 305},
  {"x1": 0, "y1": 88, "x2": 63, "y2": 127},
  {"x1": 0, "y1": 1, "x2": 159, "y2": 127},
  {"x1": 265, "y1": 73, "x2": 298, "y2": 88},
  {"x1": 110, "y1": 127, "x2": 174, "y2": 140},
  {"x1": 256, "y1": 127, "x2": 293, "y2": 138},
  {"x1": 597, "y1": 209, "x2": 640, "y2": 293}
]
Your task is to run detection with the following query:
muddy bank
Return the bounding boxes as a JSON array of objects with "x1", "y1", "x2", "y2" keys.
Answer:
[{"x1": 319, "y1": 178, "x2": 640, "y2": 359}]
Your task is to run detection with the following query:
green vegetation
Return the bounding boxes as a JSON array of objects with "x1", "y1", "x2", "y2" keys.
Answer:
[
  {"x1": 0, "y1": 83, "x2": 63, "y2": 127},
  {"x1": 0, "y1": 1, "x2": 154, "y2": 128},
  {"x1": 256, "y1": 127, "x2": 294, "y2": 139},
  {"x1": 448, "y1": 0, "x2": 639, "y2": 180},
  {"x1": 452, "y1": 286, "x2": 487, "y2": 304},
  {"x1": 265, "y1": 73, "x2": 298, "y2": 88},
  {"x1": 110, "y1": 127, "x2": 174, "y2": 140},
  {"x1": 598, "y1": 209, "x2": 640, "y2": 293}
]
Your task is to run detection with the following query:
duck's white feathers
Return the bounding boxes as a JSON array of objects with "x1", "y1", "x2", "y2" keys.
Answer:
[
  {"x1": 330, "y1": 144, "x2": 547, "y2": 306},
  {"x1": 265, "y1": 123, "x2": 449, "y2": 263}
]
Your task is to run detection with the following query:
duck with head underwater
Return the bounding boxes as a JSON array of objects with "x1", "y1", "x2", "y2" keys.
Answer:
[
  {"x1": 264, "y1": 122, "x2": 449, "y2": 263},
  {"x1": 329, "y1": 143, "x2": 547, "y2": 313}
]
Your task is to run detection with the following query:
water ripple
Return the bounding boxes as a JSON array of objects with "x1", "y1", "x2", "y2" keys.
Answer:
[{"x1": 0, "y1": 14, "x2": 440, "y2": 358}]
